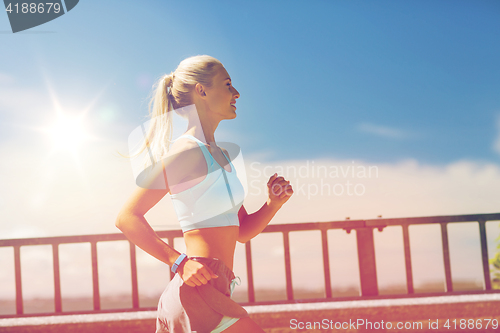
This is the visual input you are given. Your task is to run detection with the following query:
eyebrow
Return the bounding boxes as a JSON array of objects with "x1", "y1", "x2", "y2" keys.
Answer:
[{"x1": 225, "y1": 77, "x2": 231, "y2": 81}]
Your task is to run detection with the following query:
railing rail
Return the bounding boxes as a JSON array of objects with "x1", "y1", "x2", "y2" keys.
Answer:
[{"x1": 1, "y1": 213, "x2": 499, "y2": 318}]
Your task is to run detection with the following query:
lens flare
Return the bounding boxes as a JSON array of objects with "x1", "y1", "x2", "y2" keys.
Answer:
[{"x1": 47, "y1": 114, "x2": 88, "y2": 151}]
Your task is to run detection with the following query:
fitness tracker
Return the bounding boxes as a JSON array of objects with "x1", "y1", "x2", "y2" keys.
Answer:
[{"x1": 171, "y1": 253, "x2": 188, "y2": 274}]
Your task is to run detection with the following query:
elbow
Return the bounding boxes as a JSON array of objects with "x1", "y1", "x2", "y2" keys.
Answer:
[
  {"x1": 115, "y1": 212, "x2": 125, "y2": 231},
  {"x1": 237, "y1": 232, "x2": 251, "y2": 244},
  {"x1": 115, "y1": 211, "x2": 132, "y2": 232},
  {"x1": 236, "y1": 233, "x2": 245, "y2": 243}
]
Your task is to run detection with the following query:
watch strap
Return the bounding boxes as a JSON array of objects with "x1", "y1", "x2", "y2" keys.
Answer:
[{"x1": 171, "y1": 253, "x2": 188, "y2": 274}]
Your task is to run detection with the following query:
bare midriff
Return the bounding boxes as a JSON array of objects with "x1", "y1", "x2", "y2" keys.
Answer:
[{"x1": 183, "y1": 226, "x2": 239, "y2": 271}]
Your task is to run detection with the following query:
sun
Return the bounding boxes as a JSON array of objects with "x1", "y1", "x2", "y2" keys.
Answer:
[{"x1": 47, "y1": 113, "x2": 89, "y2": 152}]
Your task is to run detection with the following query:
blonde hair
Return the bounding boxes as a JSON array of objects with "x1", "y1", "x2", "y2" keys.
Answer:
[{"x1": 133, "y1": 55, "x2": 223, "y2": 166}]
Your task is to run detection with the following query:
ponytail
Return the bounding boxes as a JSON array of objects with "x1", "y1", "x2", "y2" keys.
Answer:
[{"x1": 140, "y1": 72, "x2": 175, "y2": 167}]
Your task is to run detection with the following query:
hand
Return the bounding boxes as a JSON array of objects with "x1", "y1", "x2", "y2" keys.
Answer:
[
  {"x1": 267, "y1": 173, "x2": 293, "y2": 208},
  {"x1": 177, "y1": 258, "x2": 218, "y2": 287}
]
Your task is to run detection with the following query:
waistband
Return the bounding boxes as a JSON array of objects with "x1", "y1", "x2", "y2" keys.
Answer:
[{"x1": 189, "y1": 257, "x2": 235, "y2": 281}]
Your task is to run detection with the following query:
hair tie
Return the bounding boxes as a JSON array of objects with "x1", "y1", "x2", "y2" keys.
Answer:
[
  {"x1": 164, "y1": 74, "x2": 174, "y2": 98},
  {"x1": 162, "y1": 73, "x2": 174, "y2": 88}
]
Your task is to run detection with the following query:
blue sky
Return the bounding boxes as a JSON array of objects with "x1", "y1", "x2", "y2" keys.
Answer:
[
  {"x1": 1, "y1": 0, "x2": 500, "y2": 301},
  {"x1": 1, "y1": 0, "x2": 499, "y2": 238},
  {"x1": 2, "y1": 0, "x2": 499, "y2": 165}
]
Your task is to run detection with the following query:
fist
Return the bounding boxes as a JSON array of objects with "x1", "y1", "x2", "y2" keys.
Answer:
[
  {"x1": 267, "y1": 173, "x2": 293, "y2": 207},
  {"x1": 178, "y1": 259, "x2": 218, "y2": 287}
]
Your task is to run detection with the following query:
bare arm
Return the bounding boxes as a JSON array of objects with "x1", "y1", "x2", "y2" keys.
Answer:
[
  {"x1": 116, "y1": 141, "x2": 201, "y2": 265},
  {"x1": 237, "y1": 202, "x2": 281, "y2": 243},
  {"x1": 115, "y1": 186, "x2": 180, "y2": 266},
  {"x1": 220, "y1": 149, "x2": 293, "y2": 242},
  {"x1": 237, "y1": 173, "x2": 293, "y2": 243},
  {"x1": 116, "y1": 148, "x2": 218, "y2": 286}
]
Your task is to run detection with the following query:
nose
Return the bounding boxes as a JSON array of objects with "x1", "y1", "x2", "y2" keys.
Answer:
[{"x1": 232, "y1": 86, "x2": 240, "y2": 99}]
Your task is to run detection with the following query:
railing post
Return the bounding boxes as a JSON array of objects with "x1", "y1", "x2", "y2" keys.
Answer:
[
  {"x1": 283, "y1": 231, "x2": 294, "y2": 301},
  {"x1": 321, "y1": 229, "x2": 332, "y2": 298},
  {"x1": 14, "y1": 245, "x2": 23, "y2": 315},
  {"x1": 440, "y1": 223, "x2": 453, "y2": 292},
  {"x1": 355, "y1": 227, "x2": 378, "y2": 296},
  {"x1": 129, "y1": 241, "x2": 139, "y2": 309},
  {"x1": 402, "y1": 225, "x2": 414, "y2": 294},
  {"x1": 90, "y1": 241, "x2": 100, "y2": 310},
  {"x1": 52, "y1": 244, "x2": 62, "y2": 313},
  {"x1": 245, "y1": 241, "x2": 255, "y2": 303},
  {"x1": 478, "y1": 219, "x2": 491, "y2": 290}
]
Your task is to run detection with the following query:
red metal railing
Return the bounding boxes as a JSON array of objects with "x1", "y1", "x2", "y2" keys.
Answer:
[{"x1": 1, "y1": 213, "x2": 499, "y2": 318}]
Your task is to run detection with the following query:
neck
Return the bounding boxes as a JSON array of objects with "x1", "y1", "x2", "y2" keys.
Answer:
[{"x1": 184, "y1": 103, "x2": 221, "y2": 145}]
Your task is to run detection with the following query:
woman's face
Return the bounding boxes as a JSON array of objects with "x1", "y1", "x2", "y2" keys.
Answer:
[{"x1": 204, "y1": 66, "x2": 240, "y2": 119}]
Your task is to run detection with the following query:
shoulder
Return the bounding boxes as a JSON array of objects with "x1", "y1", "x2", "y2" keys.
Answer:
[
  {"x1": 170, "y1": 137, "x2": 200, "y2": 152},
  {"x1": 165, "y1": 138, "x2": 205, "y2": 168},
  {"x1": 162, "y1": 138, "x2": 209, "y2": 190}
]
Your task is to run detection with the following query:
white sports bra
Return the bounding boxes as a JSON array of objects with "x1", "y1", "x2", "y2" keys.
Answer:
[{"x1": 169, "y1": 135, "x2": 245, "y2": 232}]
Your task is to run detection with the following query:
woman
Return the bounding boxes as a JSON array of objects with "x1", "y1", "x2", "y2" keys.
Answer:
[{"x1": 116, "y1": 55, "x2": 293, "y2": 333}]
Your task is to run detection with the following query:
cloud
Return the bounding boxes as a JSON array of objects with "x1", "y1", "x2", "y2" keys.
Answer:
[
  {"x1": 0, "y1": 73, "x2": 15, "y2": 85},
  {"x1": 0, "y1": 86, "x2": 49, "y2": 121},
  {"x1": 243, "y1": 157, "x2": 500, "y2": 223},
  {"x1": 357, "y1": 122, "x2": 413, "y2": 139}
]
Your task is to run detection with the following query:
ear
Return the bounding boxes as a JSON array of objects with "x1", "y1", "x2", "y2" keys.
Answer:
[{"x1": 195, "y1": 83, "x2": 207, "y2": 98}]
